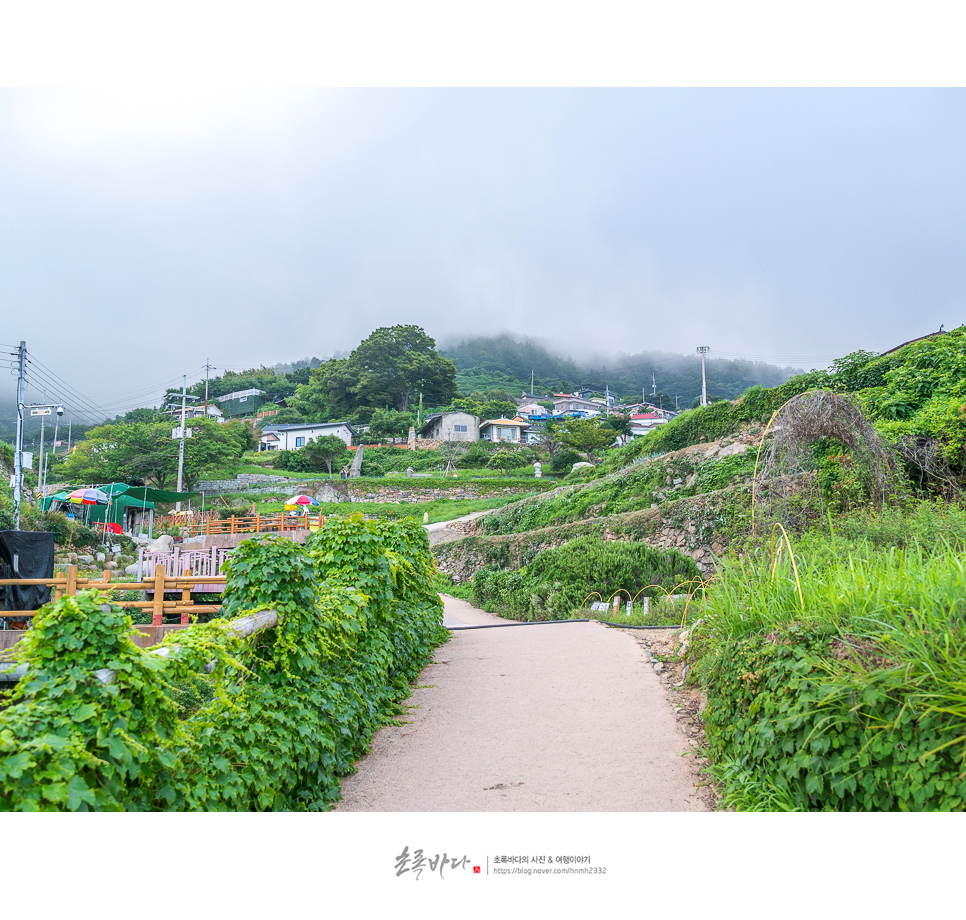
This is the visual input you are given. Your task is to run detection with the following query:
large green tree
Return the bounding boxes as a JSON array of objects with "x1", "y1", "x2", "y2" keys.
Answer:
[
  {"x1": 289, "y1": 325, "x2": 457, "y2": 417},
  {"x1": 557, "y1": 417, "x2": 615, "y2": 461},
  {"x1": 61, "y1": 419, "x2": 250, "y2": 490},
  {"x1": 351, "y1": 325, "x2": 456, "y2": 412}
]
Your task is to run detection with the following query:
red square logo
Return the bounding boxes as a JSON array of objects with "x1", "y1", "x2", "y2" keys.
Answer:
[{"x1": 473, "y1": 866, "x2": 481, "y2": 874}]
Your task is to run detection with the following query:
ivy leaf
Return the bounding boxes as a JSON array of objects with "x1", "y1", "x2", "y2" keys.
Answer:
[
  {"x1": 1, "y1": 752, "x2": 32, "y2": 779},
  {"x1": 66, "y1": 775, "x2": 96, "y2": 810},
  {"x1": 72, "y1": 703, "x2": 97, "y2": 722},
  {"x1": 42, "y1": 782, "x2": 68, "y2": 804}
]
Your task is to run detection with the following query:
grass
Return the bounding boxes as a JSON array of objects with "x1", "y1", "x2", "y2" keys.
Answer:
[
  {"x1": 689, "y1": 500, "x2": 966, "y2": 811},
  {"x1": 246, "y1": 495, "x2": 520, "y2": 525}
]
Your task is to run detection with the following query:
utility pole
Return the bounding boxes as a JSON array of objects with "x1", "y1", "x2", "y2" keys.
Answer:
[
  {"x1": 697, "y1": 346, "x2": 710, "y2": 407},
  {"x1": 175, "y1": 376, "x2": 187, "y2": 511},
  {"x1": 51, "y1": 411, "x2": 60, "y2": 458},
  {"x1": 675, "y1": 395, "x2": 681, "y2": 411},
  {"x1": 531, "y1": 369, "x2": 534, "y2": 395},
  {"x1": 66, "y1": 418, "x2": 72, "y2": 454},
  {"x1": 37, "y1": 391, "x2": 47, "y2": 499},
  {"x1": 13, "y1": 341, "x2": 26, "y2": 530},
  {"x1": 652, "y1": 374, "x2": 657, "y2": 397},
  {"x1": 203, "y1": 359, "x2": 214, "y2": 419}
]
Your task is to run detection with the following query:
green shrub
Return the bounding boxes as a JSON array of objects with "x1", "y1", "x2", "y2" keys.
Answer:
[
  {"x1": 472, "y1": 536, "x2": 700, "y2": 620},
  {"x1": 550, "y1": 450, "x2": 582, "y2": 475}
]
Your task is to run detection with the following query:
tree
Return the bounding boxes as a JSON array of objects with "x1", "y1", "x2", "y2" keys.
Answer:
[
  {"x1": 557, "y1": 417, "x2": 615, "y2": 462},
  {"x1": 369, "y1": 408, "x2": 415, "y2": 442},
  {"x1": 287, "y1": 326, "x2": 456, "y2": 418},
  {"x1": 61, "y1": 419, "x2": 249, "y2": 490},
  {"x1": 438, "y1": 437, "x2": 468, "y2": 476},
  {"x1": 350, "y1": 325, "x2": 456, "y2": 412},
  {"x1": 303, "y1": 435, "x2": 351, "y2": 478},
  {"x1": 448, "y1": 396, "x2": 517, "y2": 421},
  {"x1": 258, "y1": 407, "x2": 306, "y2": 428},
  {"x1": 603, "y1": 412, "x2": 633, "y2": 446},
  {"x1": 537, "y1": 421, "x2": 565, "y2": 460}
]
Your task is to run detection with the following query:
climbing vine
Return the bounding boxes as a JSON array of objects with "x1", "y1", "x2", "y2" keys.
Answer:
[{"x1": 0, "y1": 515, "x2": 447, "y2": 811}]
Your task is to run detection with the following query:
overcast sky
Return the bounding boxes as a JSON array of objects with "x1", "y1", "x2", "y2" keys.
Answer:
[{"x1": 2, "y1": 87, "x2": 964, "y2": 421}]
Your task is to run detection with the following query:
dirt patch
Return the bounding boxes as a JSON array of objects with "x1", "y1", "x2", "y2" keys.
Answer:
[{"x1": 830, "y1": 635, "x2": 893, "y2": 670}]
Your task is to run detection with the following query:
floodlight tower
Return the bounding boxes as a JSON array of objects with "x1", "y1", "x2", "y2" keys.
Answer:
[{"x1": 697, "y1": 346, "x2": 710, "y2": 407}]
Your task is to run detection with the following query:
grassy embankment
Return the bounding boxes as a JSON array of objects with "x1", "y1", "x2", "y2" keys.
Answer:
[{"x1": 689, "y1": 503, "x2": 966, "y2": 811}]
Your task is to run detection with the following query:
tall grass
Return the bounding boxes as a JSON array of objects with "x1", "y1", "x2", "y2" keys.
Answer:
[{"x1": 692, "y1": 501, "x2": 966, "y2": 810}]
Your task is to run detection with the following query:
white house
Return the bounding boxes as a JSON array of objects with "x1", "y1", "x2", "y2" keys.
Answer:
[
  {"x1": 516, "y1": 402, "x2": 549, "y2": 418},
  {"x1": 479, "y1": 417, "x2": 528, "y2": 444},
  {"x1": 629, "y1": 413, "x2": 668, "y2": 438},
  {"x1": 259, "y1": 422, "x2": 355, "y2": 451},
  {"x1": 553, "y1": 395, "x2": 602, "y2": 415}
]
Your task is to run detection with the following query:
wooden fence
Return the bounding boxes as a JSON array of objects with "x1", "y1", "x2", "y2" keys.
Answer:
[
  {"x1": 155, "y1": 511, "x2": 327, "y2": 538},
  {"x1": 0, "y1": 564, "x2": 225, "y2": 637},
  {"x1": 140, "y1": 546, "x2": 231, "y2": 587}
]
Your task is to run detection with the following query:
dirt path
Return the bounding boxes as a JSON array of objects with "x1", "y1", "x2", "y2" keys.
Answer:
[
  {"x1": 423, "y1": 508, "x2": 497, "y2": 547},
  {"x1": 334, "y1": 595, "x2": 710, "y2": 812}
]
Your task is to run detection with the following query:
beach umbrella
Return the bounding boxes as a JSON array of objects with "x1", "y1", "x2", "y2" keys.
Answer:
[
  {"x1": 67, "y1": 487, "x2": 109, "y2": 505},
  {"x1": 284, "y1": 494, "x2": 319, "y2": 511}
]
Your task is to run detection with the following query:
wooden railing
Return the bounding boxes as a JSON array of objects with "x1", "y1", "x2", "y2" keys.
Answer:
[
  {"x1": 155, "y1": 511, "x2": 327, "y2": 538},
  {"x1": 0, "y1": 564, "x2": 224, "y2": 627},
  {"x1": 141, "y1": 546, "x2": 232, "y2": 585}
]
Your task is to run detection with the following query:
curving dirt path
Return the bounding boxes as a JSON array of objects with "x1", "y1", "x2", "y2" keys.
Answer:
[{"x1": 334, "y1": 595, "x2": 709, "y2": 811}]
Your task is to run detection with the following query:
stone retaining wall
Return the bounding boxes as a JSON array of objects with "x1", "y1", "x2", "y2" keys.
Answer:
[{"x1": 432, "y1": 486, "x2": 751, "y2": 582}]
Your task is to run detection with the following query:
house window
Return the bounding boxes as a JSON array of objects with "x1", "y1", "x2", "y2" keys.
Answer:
[
  {"x1": 295, "y1": 437, "x2": 306, "y2": 447},
  {"x1": 454, "y1": 424, "x2": 467, "y2": 433}
]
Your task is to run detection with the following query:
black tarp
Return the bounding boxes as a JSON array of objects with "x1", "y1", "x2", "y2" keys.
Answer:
[{"x1": 0, "y1": 531, "x2": 55, "y2": 612}]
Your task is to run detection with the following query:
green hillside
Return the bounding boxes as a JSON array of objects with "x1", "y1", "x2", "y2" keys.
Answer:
[
  {"x1": 433, "y1": 326, "x2": 966, "y2": 811},
  {"x1": 442, "y1": 333, "x2": 801, "y2": 405}
]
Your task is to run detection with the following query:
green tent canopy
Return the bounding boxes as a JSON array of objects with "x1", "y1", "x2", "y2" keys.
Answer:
[{"x1": 41, "y1": 483, "x2": 201, "y2": 534}]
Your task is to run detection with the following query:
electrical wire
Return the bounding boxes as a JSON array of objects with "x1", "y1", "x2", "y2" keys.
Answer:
[{"x1": 24, "y1": 352, "x2": 209, "y2": 423}]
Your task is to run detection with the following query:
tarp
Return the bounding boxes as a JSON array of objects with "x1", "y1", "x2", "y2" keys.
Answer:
[
  {"x1": 0, "y1": 531, "x2": 55, "y2": 612},
  {"x1": 42, "y1": 483, "x2": 200, "y2": 511},
  {"x1": 42, "y1": 483, "x2": 200, "y2": 530},
  {"x1": 90, "y1": 483, "x2": 201, "y2": 503}
]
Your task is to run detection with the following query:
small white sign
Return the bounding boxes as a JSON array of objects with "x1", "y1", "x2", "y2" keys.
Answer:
[{"x1": 30, "y1": 407, "x2": 52, "y2": 416}]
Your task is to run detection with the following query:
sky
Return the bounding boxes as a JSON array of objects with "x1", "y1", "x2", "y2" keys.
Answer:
[{"x1": 2, "y1": 86, "x2": 965, "y2": 422}]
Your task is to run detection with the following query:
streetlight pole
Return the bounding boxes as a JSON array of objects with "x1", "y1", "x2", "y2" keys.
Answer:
[{"x1": 697, "y1": 346, "x2": 710, "y2": 407}]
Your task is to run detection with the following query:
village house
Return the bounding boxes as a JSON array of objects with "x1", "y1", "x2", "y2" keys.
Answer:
[
  {"x1": 258, "y1": 421, "x2": 355, "y2": 451},
  {"x1": 515, "y1": 402, "x2": 550, "y2": 419},
  {"x1": 629, "y1": 412, "x2": 668, "y2": 438},
  {"x1": 552, "y1": 394, "x2": 602, "y2": 416},
  {"x1": 479, "y1": 417, "x2": 528, "y2": 444},
  {"x1": 419, "y1": 411, "x2": 480, "y2": 441}
]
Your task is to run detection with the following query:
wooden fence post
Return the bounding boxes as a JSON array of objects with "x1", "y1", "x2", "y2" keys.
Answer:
[
  {"x1": 153, "y1": 565, "x2": 166, "y2": 626},
  {"x1": 65, "y1": 564, "x2": 78, "y2": 598},
  {"x1": 231, "y1": 515, "x2": 237, "y2": 535},
  {"x1": 256, "y1": 513, "x2": 261, "y2": 533},
  {"x1": 180, "y1": 568, "x2": 192, "y2": 625}
]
